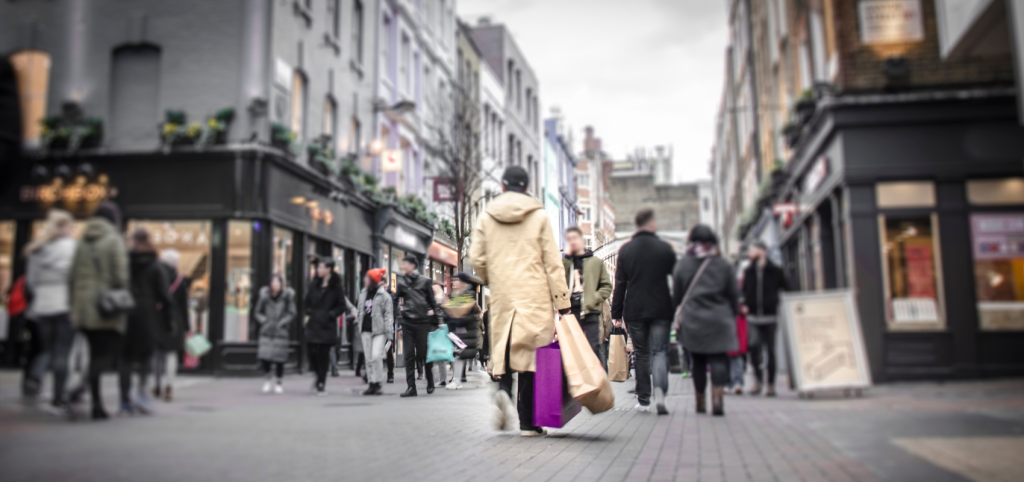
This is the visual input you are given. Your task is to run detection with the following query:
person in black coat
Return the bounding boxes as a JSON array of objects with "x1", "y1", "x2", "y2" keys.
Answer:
[
  {"x1": 740, "y1": 240, "x2": 790, "y2": 396},
  {"x1": 611, "y1": 208, "x2": 678, "y2": 414},
  {"x1": 304, "y1": 259, "x2": 351, "y2": 395},
  {"x1": 392, "y1": 255, "x2": 445, "y2": 397},
  {"x1": 153, "y1": 249, "x2": 191, "y2": 402},
  {"x1": 444, "y1": 272, "x2": 483, "y2": 390},
  {"x1": 121, "y1": 228, "x2": 175, "y2": 415}
]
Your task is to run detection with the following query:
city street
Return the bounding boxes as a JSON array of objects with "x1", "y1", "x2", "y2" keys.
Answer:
[{"x1": 2, "y1": 369, "x2": 1022, "y2": 482}]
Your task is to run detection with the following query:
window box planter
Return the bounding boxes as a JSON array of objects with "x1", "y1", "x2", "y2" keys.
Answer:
[{"x1": 40, "y1": 103, "x2": 103, "y2": 152}]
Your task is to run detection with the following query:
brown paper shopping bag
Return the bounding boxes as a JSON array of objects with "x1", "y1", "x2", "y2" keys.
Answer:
[
  {"x1": 556, "y1": 314, "x2": 615, "y2": 414},
  {"x1": 607, "y1": 328, "x2": 629, "y2": 382}
]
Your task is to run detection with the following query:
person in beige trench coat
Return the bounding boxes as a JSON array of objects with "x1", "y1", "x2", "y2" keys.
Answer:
[{"x1": 470, "y1": 166, "x2": 572, "y2": 437}]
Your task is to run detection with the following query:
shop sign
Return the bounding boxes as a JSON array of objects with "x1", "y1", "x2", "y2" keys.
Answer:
[
  {"x1": 780, "y1": 290, "x2": 872, "y2": 393},
  {"x1": 289, "y1": 196, "x2": 334, "y2": 226},
  {"x1": 428, "y1": 241, "x2": 458, "y2": 266},
  {"x1": 382, "y1": 150, "x2": 402, "y2": 172},
  {"x1": 394, "y1": 225, "x2": 422, "y2": 252},
  {"x1": 891, "y1": 298, "x2": 939, "y2": 322},
  {"x1": 802, "y1": 156, "x2": 829, "y2": 197},
  {"x1": 433, "y1": 177, "x2": 457, "y2": 202},
  {"x1": 858, "y1": 0, "x2": 925, "y2": 45},
  {"x1": 21, "y1": 170, "x2": 119, "y2": 217},
  {"x1": 773, "y1": 202, "x2": 799, "y2": 229},
  {"x1": 971, "y1": 214, "x2": 1024, "y2": 260}
]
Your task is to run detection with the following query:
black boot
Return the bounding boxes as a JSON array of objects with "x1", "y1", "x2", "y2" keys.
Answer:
[
  {"x1": 386, "y1": 375, "x2": 394, "y2": 383},
  {"x1": 362, "y1": 383, "x2": 381, "y2": 396},
  {"x1": 400, "y1": 387, "x2": 417, "y2": 398},
  {"x1": 331, "y1": 365, "x2": 339, "y2": 377},
  {"x1": 91, "y1": 405, "x2": 109, "y2": 421}
]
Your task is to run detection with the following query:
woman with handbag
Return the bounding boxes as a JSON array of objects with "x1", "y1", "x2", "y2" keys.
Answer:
[
  {"x1": 672, "y1": 225, "x2": 739, "y2": 417},
  {"x1": 443, "y1": 273, "x2": 483, "y2": 390},
  {"x1": 255, "y1": 273, "x2": 296, "y2": 394},
  {"x1": 70, "y1": 202, "x2": 131, "y2": 421},
  {"x1": 120, "y1": 228, "x2": 175, "y2": 415}
]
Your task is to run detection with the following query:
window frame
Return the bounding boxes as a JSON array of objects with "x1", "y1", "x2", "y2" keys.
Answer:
[{"x1": 878, "y1": 212, "x2": 947, "y2": 331}]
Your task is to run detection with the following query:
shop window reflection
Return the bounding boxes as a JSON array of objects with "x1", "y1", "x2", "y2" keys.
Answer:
[
  {"x1": 970, "y1": 213, "x2": 1024, "y2": 331},
  {"x1": 226, "y1": 221, "x2": 253, "y2": 342},
  {"x1": 0, "y1": 222, "x2": 14, "y2": 341},
  {"x1": 880, "y1": 215, "x2": 944, "y2": 330},
  {"x1": 273, "y1": 227, "x2": 294, "y2": 288},
  {"x1": 127, "y1": 220, "x2": 212, "y2": 339}
]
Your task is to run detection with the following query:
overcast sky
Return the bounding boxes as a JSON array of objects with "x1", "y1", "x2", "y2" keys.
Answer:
[{"x1": 458, "y1": 0, "x2": 729, "y2": 183}]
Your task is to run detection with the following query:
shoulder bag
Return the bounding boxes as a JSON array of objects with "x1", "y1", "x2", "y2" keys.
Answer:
[
  {"x1": 672, "y1": 258, "x2": 712, "y2": 333},
  {"x1": 88, "y1": 242, "x2": 136, "y2": 317}
]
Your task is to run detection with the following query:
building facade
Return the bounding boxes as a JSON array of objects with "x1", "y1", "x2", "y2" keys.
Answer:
[{"x1": 542, "y1": 114, "x2": 577, "y2": 249}]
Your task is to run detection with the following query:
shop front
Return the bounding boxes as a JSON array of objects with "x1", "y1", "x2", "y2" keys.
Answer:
[
  {"x1": 778, "y1": 92, "x2": 1024, "y2": 382},
  {"x1": 427, "y1": 239, "x2": 458, "y2": 295},
  {"x1": 0, "y1": 148, "x2": 377, "y2": 374}
]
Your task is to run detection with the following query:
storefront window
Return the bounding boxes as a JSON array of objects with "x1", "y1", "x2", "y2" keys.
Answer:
[
  {"x1": 382, "y1": 246, "x2": 391, "y2": 290},
  {"x1": 127, "y1": 221, "x2": 212, "y2": 337},
  {"x1": 970, "y1": 214, "x2": 1024, "y2": 331},
  {"x1": 333, "y1": 245, "x2": 346, "y2": 291},
  {"x1": 225, "y1": 221, "x2": 254, "y2": 342},
  {"x1": 390, "y1": 247, "x2": 405, "y2": 292},
  {"x1": 273, "y1": 227, "x2": 294, "y2": 286},
  {"x1": 880, "y1": 215, "x2": 944, "y2": 330},
  {"x1": 0, "y1": 222, "x2": 14, "y2": 341}
]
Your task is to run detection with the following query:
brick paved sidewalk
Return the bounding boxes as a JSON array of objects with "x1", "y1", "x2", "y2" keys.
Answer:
[{"x1": 1, "y1": 368, "x2": 1022, "y2": 482}]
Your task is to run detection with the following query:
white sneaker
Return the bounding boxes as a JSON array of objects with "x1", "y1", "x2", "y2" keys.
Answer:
[
  {"x1": 493, "y1": 390, "x2": 513, "y2": 431},
  {"x1": 654, "y1": 388, "x2": 669, "y2": 415},
  {"x1": 520, "y1": 427, "x2": 548, "y2": 437},
  {"x1": 273, "y1": 382, "x2": 284, "y2": 395},
  {"x1": 446, "y1": 381, "x2": 462, "y2": 390},
  {"x1": 635, "y1": 403, "x2": 652, "y2": 413},
  {"x1": 262, "y1": 381, "x2": 272, "y2": 394}
]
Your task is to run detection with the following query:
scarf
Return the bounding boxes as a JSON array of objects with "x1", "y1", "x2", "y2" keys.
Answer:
[{"x1": 686, "y1": 242, "x2": 720, "y2": 259}]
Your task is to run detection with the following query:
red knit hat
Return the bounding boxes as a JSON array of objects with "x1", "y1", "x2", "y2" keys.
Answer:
[{"x1": 367, "y1": 268, "x2": 387, "y2": 284}]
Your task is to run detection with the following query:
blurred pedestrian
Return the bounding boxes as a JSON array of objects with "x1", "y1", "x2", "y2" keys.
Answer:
[
  {"x1": 470, "y1": 166, "x2": 573, "y2": 437},
  {"x1": 70, "y1": 201, "x2": 129, "y2": 421},
  {"x1": 444, "y1": 272, "x2": 483, "y2": 390},
  {"x1": 120, "y1": 228, "x2": 175, "y2": 415},
  {"x1": 24, "y1": 209, "x2": 77, "y2": 414},
  {"x1": 599, "y1": 300, "x2": 613, "y2": 371},
  {"x1": 356, "y1": 268, "x2": 393, "y2": 396},
  {"x1": 562, "y1": 226, "x2": 613, "y2": 361},
  {"x1": 304, "y1": 259, "x2": 350, "y2": 395},
  {"x1": 611, "y1": 208, "x2": 678, "y2": 415},
  {"x1": 431, "y1": 282, "x2": 450, "y2": 387},
  {"x1": 393, "y1": 255, "x2": 445, "y2": 397},
  {"x1": 741, "y1": 240, "x2": 789, "y2": 397},
  {"x1": 673, "y1": 225, "x2": 739, "y2": 417},
  {"x1": 254, "y1": 273, "x2": 295, "y2": 394},
  {"x1": 153, "y1": 248, "x2": 190, "y2": 402}
]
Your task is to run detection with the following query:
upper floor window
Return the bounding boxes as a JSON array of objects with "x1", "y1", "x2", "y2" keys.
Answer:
[
  {"x1": 9, "y1": 50, "x2": 51, "y2": 146},
  {"x1": 292, "y1": 71, "x2": 307, "y2": 142},
  {"x1": 400, "y1": 34, "x2": 411, "y2": 95},
  {"x1": 324, "y1": 96, "x2": 337, "y2": 147},
  {"x1": 330, "y1": 0, "x2": 340, "y2": 38},
  {"x1": 352, "y1": 0, "x2": 364, "y2": 63},
  {"x1": 381, "y1": 15, "x2": 392, "y2": 81}
]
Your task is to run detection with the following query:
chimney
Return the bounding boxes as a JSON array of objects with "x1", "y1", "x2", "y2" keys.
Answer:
[{"x1": 478, "y1": 16, "x2": 492, "y2": 26}]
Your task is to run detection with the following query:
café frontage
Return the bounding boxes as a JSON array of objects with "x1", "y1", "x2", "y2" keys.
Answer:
[
  {"x1": 0, "y1": 147, "x2": 433, "y2": 374},
  {"x1": 775, "y1": 89, "x2": 1024, "y2": 382}
]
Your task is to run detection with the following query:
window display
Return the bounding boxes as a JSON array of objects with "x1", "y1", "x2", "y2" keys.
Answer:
[
  {"x1": 0, "y1": 222, "x2": 14, "y2": 341},
  {"x1": 970, "y1": 214, "x2": 1024, "y2": 330},
  {"x1": 273, "y1": 227, "x2": 294, "y2": 286},
  {"x1": 880, "y1": 215, "x2": 944, "y2": 329},
  {"x1": 226, "y1": 221, "x2": 254, "y2": 342},
  {"x1": 126, "y1": 220, "x2": 212, "y2": 337}
]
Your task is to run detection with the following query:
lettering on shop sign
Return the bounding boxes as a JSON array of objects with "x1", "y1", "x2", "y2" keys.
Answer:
[
  {"x1": 289, "y1": 196, "x2": 334, "y2": 226},
  {"x1": 21, "y1": 173, "x2": 119, "y2": 217},
  {"x1": 858, "y1": 0, "x2": 924, "y2": 45},
  {"x1": 802, "y1": 157, "x2": 829, "y2": 197},
  {"x1": 395, "y1": 225, "x2": 421, "y2": 252}
]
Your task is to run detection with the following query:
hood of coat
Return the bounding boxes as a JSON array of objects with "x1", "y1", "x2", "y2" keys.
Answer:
[
  {"x1": 30, "y1": 237, "x2": 75, "y2": 269},
  {"x1": 566, "y1": 249, "x2": 594, "y2": 260},
  {"x1": 260, "y1": 285, "x2": 294, "y2": 301},
  {"x1": 130, "y1": 251, "x2": 158, "y2": 271},
  {"x1": 83, "y1": 217, "x2": 117, "y2": 241},
  {"x1": 485, "y1": 192, "x2": 542, "y2": 224}
]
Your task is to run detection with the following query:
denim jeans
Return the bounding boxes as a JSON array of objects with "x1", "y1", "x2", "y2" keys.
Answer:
[
  {"x1": 625, "y1": 318, "x2": 671, "y2": 406},
  {"x1": 729, "y1": 354, "x2": 745, "y2": 388},
  {"x1": 749, "y1": 324, "x2": 778, "y2": 385},
  {"x1": 28, "y1": 314, "x2": 75, "y2": 405}
]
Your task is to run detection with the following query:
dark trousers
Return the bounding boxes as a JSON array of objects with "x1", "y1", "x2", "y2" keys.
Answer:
[
  {"x1": 578, "y1": 312, "x2": 602, "y2": 364},
  {"x1": 691, "y1": 353, "x2": 729, "y2": 394},
  {"x1": 28, "y1": 314, "x2": 75, "y2": 405},
  {"x1": 625, "y1": 318, "x2": 671, "y2": 405},
  {"x1": 748, "y1": 324, "x2": 777, "y2": 385},
  {"x1": 307, "y1": 343, "x2": 332, "y2": 389},
  {"x1": 84, "y1": 330, "x2": 122, "y2": 412},
  {"x1": 498, "y1": 341, "x2": 536, "y2": 430},
  {"x1": 119, "y1": 359, "x2": 151, "y2": 404},
  {"x1": 386, "y1": 342, "x2": 395, "y2": 379},
  {"x1": 261, "y1": 360, "x2": 284, "y2": 378},
  {"x1": 402, "y1": 322, "x2": 434, "y2": 389}
]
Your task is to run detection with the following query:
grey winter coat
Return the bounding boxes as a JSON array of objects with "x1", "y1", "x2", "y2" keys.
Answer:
[
  {"x1": 255, "y1": 286, "x2": 297, "y2": 363},
  {"x1": 26, "y1": 237, "x2": 76, "y2": 319},
  {"x1": 355, "y1": 285, "x2": 394, "y2": 338},
  {"x1": 671, "y1": 255, "x2": 740, "y2": 355}
]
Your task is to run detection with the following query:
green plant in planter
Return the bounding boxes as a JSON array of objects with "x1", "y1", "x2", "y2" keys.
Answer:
[
  {"x1": 161, "y1": 110, "x2": 200, "y2": 147},
  {"x1": 40, "y1": 114, "x2": 103, "y2": 152},
  {"x1": 195, "y1": 107, "x2": 236, "y2": 149},
  {"x1": 269, "y1": 122, "x2": 299, "y2": 156},
  {"x1": 307, "y1": 143, "x2": 337, "y2": 175}
]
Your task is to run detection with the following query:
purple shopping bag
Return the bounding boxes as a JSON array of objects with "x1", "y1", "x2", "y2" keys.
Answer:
[{"x1": 534, "y1": 341, "x2": 582, "y2": 428}]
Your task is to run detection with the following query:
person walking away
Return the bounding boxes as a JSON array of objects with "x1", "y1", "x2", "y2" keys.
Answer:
[
  {"x1": 444, "y1": 273, "x2": 483, "y2": 390},
  {"x1": 120, "y1": 228, "x2": 175, "y2": 415},
  {"x1": 562, "y1": 227, "x2": 613, "y2": 362},
  {"x1": 611, "y1": 209, "x2": 678, "y2": 415},
  {"x1": 255, "y1": 274, "x2": 295, "y2": 394},
  {"x1": 70, "y1": 201, "x2": 129, "y2": 420},
  {"x1": 431, "y1": 282, "x2": 450, "y2": 387},
  {"x1": 470, "y1": 166, "x2": 574, "y2": 437},
  {"x1": 673, "y1": 225, "x2": 739, "y2": 417},
  {"x1": 305, "y1": 259, "x2": 350, "y2": 396},
  {"x1": 741, "y1": 241, "x2": 789, "y2": 397},
  {"x1": 357, "y1": 268, "x2": 393, "y2": 395},
  {"x1": 153, "y1": 249, "x2": 190, "y2": 402},
  {"x1": 393, "y1": 255, "x2": 445, "y2": 397},
  {"x1": 24, "y1": 209, "x2": 77, "y2": 415}
]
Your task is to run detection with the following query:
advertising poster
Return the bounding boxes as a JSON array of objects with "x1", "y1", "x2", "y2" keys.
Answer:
[{"x1": 780, "y1": 290, "x2": 872, "y2": 393}]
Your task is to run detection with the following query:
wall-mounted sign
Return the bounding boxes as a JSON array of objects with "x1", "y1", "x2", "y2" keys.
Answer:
[
  {"x1": 773, "y1": 202, "x2": 799, "y2": 229},
  {"x1": 780, "y1": 290, "x2": 872, "y2": 393},
  {"x1": 275, "y1": 58, "x2": 292, "y2": 90},
  {"x1": 428, "y1": 241, "x2": 458, "y2": 267},
  {"x1": 289, "y1": 196, "x2": 334, "y2": 226},
  {"x1": 21, "y1": 172, "x2": 119, "y2": 217},
  {"x1": 394, "y1": 225, "x2": 421, "y2": 252},
  {"x1": 858, "y1": 0, "x2": 925, "y2": 45},
  {"x1": 382, "y1": 150, "x2": 402, "y2": 172},
  {"x1": 802, "y1": 156, "x2": 829, "y2": 196},
  {"x1": 433, "y1": 177, "x2": 457, "y2": 202},
  {"x1": 971, "y1": 214, "x2": 1024, "y2": 260}
]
